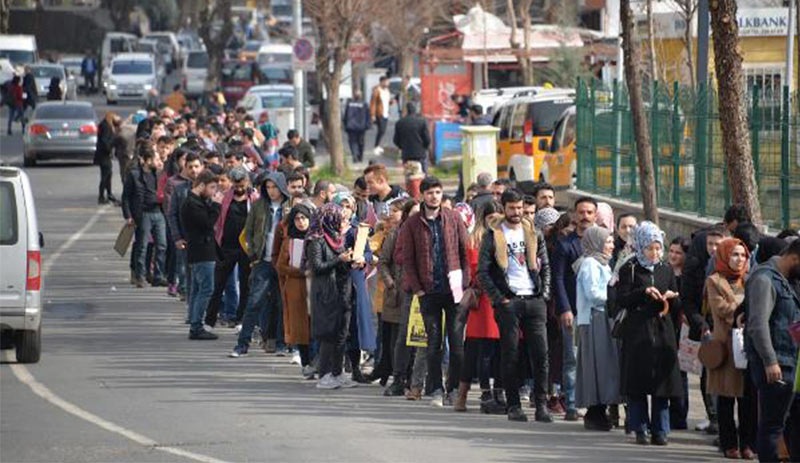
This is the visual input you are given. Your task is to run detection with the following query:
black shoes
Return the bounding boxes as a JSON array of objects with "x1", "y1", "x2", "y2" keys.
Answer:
[
  {"x1": 507, "y1": 406, "x2": 528, "y2": 422},
  {"x1": 534, "y1": 401, "x2": 554, "y2": 423},
  {"x1": 351, "y1": 369, "x2": 370, "y2": 384},
  {"x1": 565, "y1": 409, "x2": 580, "y2": 421},
  {"x1": 383, "y1": 380, "x2": 405, "y2": 397},
  {"x1": 635, "y1": 433, "x2": 650, "y2": 445},
  {"x1": 189, "y1": 330, "x2": 218, "y2": 340},
  {"x1": 651, "y1": 435, "x2": 668, "y2": 446}
]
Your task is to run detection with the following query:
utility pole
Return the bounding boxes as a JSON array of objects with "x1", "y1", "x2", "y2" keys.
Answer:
[
  {"x1": 696, "y1": 0, "x2": 708, "y2": 86},
  {"x1": 293, "y1": 0, "x2": 305, "y2": 138}
]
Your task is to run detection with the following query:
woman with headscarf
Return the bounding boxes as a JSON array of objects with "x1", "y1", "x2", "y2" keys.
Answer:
[
  {"x1": 705, "y1": 238, "x2": 756, "y2": 459},
  {"x1": 596, "y1": 202, "x2": 615, "y2": 232},
  {"x1": 276, "y1": 204, "x2": 315, "y2": 378},
  {"x1": 306, "y1": 203, "x2": 356, "y2": 390},
  {"x1": 575, "y1": 226, "x2": 621, "y2": 431},
  {"x1": 616, "y1": 221, "x2": 682, "y2": 446},
  {"x1": 332, "y1": 192, "x2": 376, "y2": 384},
  {"x1": 94, "y1": 111, "x2": 120, "y2": 205},
  {"x1": 46, "y1": 76, "x2": 63, "y2": 101}
]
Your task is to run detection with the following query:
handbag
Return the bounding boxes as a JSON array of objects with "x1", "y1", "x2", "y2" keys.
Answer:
[{"x1": 698, "y1": 338, "x2": 727, "y2": 370}]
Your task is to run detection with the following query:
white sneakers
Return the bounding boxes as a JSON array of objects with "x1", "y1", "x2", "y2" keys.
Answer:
[
  {"x1": 316, "y1": 373, "x2": 359, "y2": 389},
  {"x1": 372, "y1": 146, "x2": 384, "y2": 157}
]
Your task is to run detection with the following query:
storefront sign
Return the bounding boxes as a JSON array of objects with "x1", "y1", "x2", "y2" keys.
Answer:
[{"x1": 651, "y1": 7, "x2": 795, "y2": 39}]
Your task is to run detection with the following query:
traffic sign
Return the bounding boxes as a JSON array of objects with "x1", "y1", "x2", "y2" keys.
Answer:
[{"x1": 292, "y1": 37, "x2": 316, "y2": 71}]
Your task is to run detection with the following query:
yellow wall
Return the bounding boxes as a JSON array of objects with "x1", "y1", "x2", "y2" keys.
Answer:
[{"x1": 649, "y1": 36, "x2": 800, "y2": 89}]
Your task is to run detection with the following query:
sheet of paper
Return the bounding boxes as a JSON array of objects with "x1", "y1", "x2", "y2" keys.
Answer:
[
  {"x1": 352, "y1": 223, "x2": 370, "y2": 261},
  {"x1": 448, "y1": 269, "x2": 464, "y2": 304},
  {"x1": 290, "y1": 239, "x2": 305, "y2": 268}
]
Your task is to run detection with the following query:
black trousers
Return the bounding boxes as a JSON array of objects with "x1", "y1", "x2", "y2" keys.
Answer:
[
  {"x1": 347, "y1": 130, "x2": 365, "y2": 163},
  {"x1": 717, "y1": 378, "x2": 757, "y2": 452},
  {"x1": 205, "y1": 247, "x2": 251, "y2": 327},
  {"x1": 98, "y1": 160, "x2": 112, "y2": 199},
  {"x1": 318, "y1": 308, "x2": 352, "y2": 377},
  {"x1": 374, "y1": 117, "x2": 388, "y2": 147},
  {"x1": 372, "y1": 320, "x2": 398, "y2": 379},
  {"x1": 495, "y1": 296, "x2": 549, "y2": 408},
  {"x1": 460, "y1": 338, "x2": 502, "y2": 390},
  {"x1": 420, "y1": 292, "x2": 463, "y2": 394}
]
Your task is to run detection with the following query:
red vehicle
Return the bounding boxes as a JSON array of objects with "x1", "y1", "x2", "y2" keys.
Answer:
[{"x1": 220, "y1": 59, "x2": 263, "y2": 105}]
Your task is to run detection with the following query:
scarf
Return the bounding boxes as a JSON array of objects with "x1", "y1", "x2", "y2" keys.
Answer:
[
  {"x1": 573, "y1": 226, "x2": 611, "y2": 273},
  {"x1": 714, "y1": 237, "x2": 750, "y2": 284},
  {"x1": 633, "y1": 220, "x2": 664, "y2": 270},
  {"x1": 286, "y1": 204, "x2": 313, "y2": 239},
  {"x1": 308, "y1": 203, "x2": 344, "y2": 251},
  {"x1": 534, "y1": 207, "x2": 560, "y2": 231}
]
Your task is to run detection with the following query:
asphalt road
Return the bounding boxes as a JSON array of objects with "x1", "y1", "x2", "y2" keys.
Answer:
[{"x1": 1, "y1": 87, "x2": 726, "y2": 463}]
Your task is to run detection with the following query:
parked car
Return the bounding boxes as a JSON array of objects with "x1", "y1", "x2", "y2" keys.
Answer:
[
  {"x1": 23, "y1": 101, "x2": 97, "y2": 166},
  {"x1": 28, "y1": 63, "x2": 69, "y2": 100},
  {"x1": 492, "y1": 88, "x2": 575, "y2": 183},
  {"x1": 543, "y1": 105, "x2": 577, "y2": 188},
  {"x1": 220, "y1": 59, "x2": 263, "y2": 105},
  {"x1": 143, "y1": 31, "x2": 181, "y2": 72},
  {"x1": 101, "y1": 32, "x2": 136, "y2": 75},
  {"x1": 181, "y1": 50, "x2": 208, "y2": 98},
  {"x1": 0, "y1": 166, "x2": 43, "y2": 363},
  {"x1": 237, "y1": 84, "x2": 318, "y2": 144},
  {"x1": 0, "y1": 34, "x2": 38, "y2": 66},
  {"x1": 134, "y1": 38, "x2": 167, "y2": 83},
  {"x1": 105, "y1": 53, "x2": 159, "y2": 105}
]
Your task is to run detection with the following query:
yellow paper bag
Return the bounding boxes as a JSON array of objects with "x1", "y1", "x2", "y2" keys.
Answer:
[{"x1": 406, "y1": 295, "x2": 428, "y2": 347}]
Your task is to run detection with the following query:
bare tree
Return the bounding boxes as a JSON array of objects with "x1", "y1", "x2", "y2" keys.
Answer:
[
  {"x1": 103, "y1": 0, "x2": 136, "y2": 32},
  {"x1": 304, "y1": 0, "x2": 378, "y2": 175},
  {"x1": 374, "y1": 1, "x2": 443, "y2": 80},
  {"x1": 669, "y1": 0, "x2": 698, "y2": 89},
  {"x1": 0, "y1": 0, "x2": 9, "y2": 34},
  {"x1": 708, "y1": 0, "x2": 762, "y2": 224},
  {"x1": 198, "y1": 0, "x2": 233, "y2": 92},
  {"x1": 645, "y1": 0, "x2": 658, "y2": 84},
  {"x1": 507, "y1": 0, "x2": 534, "y2": 86},
  {"x1": 621, "y1": 0, "x2": 659, "y2": 224}
]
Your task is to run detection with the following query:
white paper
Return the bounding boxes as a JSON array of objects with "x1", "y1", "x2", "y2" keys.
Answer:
[
  {"x1": 732, "y1": 327, "x2": 748, "y2": 370},
  {"x1": 290, "y1": 239, "x2": 304, "y2": 268},
  {"x1": 448, "y1": 269, "x2": 464, "y2": 304}
]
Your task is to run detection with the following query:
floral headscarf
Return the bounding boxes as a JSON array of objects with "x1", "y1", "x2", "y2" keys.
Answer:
[
  {"x1": 633, "y1": 221, "x2": 664, "y2": 269},
  {"x1": 308, "y1": 203, "x2": 344, "y2": 251},
  {"x1": 454, "y1": 202, "x2": 475, "y2": 233},
  {"x1": 534, "y1": 207, "x2": 561, "y2": 231}
]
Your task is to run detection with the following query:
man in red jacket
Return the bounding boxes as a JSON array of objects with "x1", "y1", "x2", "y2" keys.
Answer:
[
  {"x1": 5, "y1": 75, "x2": 25, "y2": 135},
  {"x1": 398, "y1": 176, "x2": 469, "y2": 408}
]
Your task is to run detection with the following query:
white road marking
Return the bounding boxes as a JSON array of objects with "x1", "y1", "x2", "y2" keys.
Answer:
[{"x1": 9, "y1": 205, "x2": 231, "y2": 463}]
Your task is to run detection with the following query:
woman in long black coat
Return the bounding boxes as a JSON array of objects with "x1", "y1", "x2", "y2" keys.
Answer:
[
  {"x1": 94, "y1": 112, "x2": 119, "y2": 205},
  {"x1": 616, "y1": 221, "x2": 683, "y2": 446},
  {"x1": 306, "y1": 203, "x2": 355, "y2": 390}
]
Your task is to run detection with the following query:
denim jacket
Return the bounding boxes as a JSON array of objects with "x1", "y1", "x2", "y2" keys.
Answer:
[{"x1": 576, "y1": 257, "x2": 611, "y2": 326}]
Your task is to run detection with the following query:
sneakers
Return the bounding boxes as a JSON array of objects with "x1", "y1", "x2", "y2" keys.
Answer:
[
  {"x1": 291, "y1": 351, "x2": 301, "y2": 365},
  {"x1": 134, "y1": 277, "x2": 147, "y2": 288},
  {"x1": 565, "y1": 409, "x2": 580, "y2": 421},
  {"x1": 275, "y1": 346, "x2": 290, "y2": 357},
  {"x1": 264, "y1": 339, "x2": 277, "y2": 353},
  {"x1": 534, "y1": 401, "x2": 554, "y2": 423},
  {"x1": 302, "y1": 365, "x2": 317, "y2": 380},
  {"x1": 442, "y1": 391, "x2": 453, "y2": 407},
  {"x1": 335, "y1": 374, "x2": 359, "y2": 389},
  {"x1": 405, "y1": 387, "x2": 423, "y2": 401},
  {"x1": 189, "y1": 330, "x2": 218, "y2": 340},
  {"x1": 635, "y1": 432, "x2": 650, "y2": 445},
  {"x1": 229, "y1": 345, "x2": 249, "y2": 358},
  {"x1": 430, "y1": 390, "x2": 444, "y2": 407},
  {"x1": 695, "y1": 419, "x2": 711, "y2": 431},
  {"x1": 519, "y1": 385, "x2": 531, "y2": 403},
  {"x1": 508, "y1": 406, "x2": 529, "y2": 422},
  {"x1": 372, "y1": 146, "x2": 384, "y2": 157},
  {"x1": 316, "y1": 373, "x2": 340, "y2": 390},
  {"x1": 167, "y1": 284, "x2": 178, "y2": 297},
  {"x1": 384, "y1": 380, "x2": 405, "y2": 397}
]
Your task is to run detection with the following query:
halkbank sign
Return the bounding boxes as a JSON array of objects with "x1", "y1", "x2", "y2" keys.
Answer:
[{"x1": 737, "y1": 8, "x2": 796, "y2": 37}]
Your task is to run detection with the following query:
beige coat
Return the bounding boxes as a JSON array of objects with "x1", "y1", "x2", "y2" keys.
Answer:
[{"x1": 705, "y1": 273, "x2": 745, "y2": 398}]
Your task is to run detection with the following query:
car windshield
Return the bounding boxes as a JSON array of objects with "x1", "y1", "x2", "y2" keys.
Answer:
[
  {"x1": 112, "y1": 61, "x2": 153, "y2": 75},
  {"x1": 257, "y1": 53, "x2": 290, "y2": 67},
  {"x1": 262, "y1": 68, "x2": 291, "y2": 83},
  {"x1": 221, "y1": 62, "x2": 252, "y2": 81},
  {"x1": 35, "y1": 105, "x2": 95, "y2": 120},
  {"x1": 187, "y1": 52, "x2": 209, "y2": 68},
  {"x1": 259, "y1": 93, "x2": 294, "y2": 108},
  {"x1": 529, "y1": 99, "x2": 574, "y2": 136},
  {"x1": 148, "y1": 36, "x2": 172, "y2": 48},
  {"x1": 61, "y1": 59, "x2": 82, "y2": 67},
  {"x1": 0, "y1": 49, "x2": 35, "y2": 65},
  {"x1": 135, "y1": 43, "x2": 157, "y2": 53},
  {"x1": 31, "y1": 67, "x2": 63, "y2": 79},
  {"x1": 272, "y1": 5, "x2": 291, "y2": 16},
  {"x1": 109, "y1": 38, "x2": 130, "y2": 53},
  {"x1": 0, "y1": 182, "x2": 18, "y2": 246}
]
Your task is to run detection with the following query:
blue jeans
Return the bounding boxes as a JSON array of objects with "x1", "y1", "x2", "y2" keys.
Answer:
[
  {"x1": 188, "y1": 262, "x2": 215, "y2": 334},
  {"x1": 749, "y1": 354, "x2": 796, "y2": 462},
  {"x1": 134, "y1": 211, "x2": 167, "y2": 280},
  {"x1": 629, "y1": 396, "x2": 670, "y2": 438},
  {"x1": 6, "y1": 106, "x2": 24, "y2": 134},
  {"x1": 222, "y1": 267, "x2": 239, "y2": 321},
  {"x1": 236, "y1": 261, "x2": 279, "y2": 348},
  {"x1": 175, "y1": 247, "x2": 187, "y2": 294},
  {"x1": 561, "y1": 324, "x2": 577, "y2": 412}
]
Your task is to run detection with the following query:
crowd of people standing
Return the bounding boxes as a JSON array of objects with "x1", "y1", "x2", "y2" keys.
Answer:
[{"x1": 101, "y1": 95, "x2": 800, "y2": 461}]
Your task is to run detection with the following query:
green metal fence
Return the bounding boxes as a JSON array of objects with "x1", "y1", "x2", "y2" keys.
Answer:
[{"x1": 575, "y1": 79, "x2": 800, "y2": 231}]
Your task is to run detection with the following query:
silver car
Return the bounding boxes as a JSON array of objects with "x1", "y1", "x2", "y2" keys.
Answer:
[
  {"x1": 28, "y1": 63, "x2": 69, "y2": 100},
  {"x1": 23, "y1": 101, "x2": 97, "y2": 167}
]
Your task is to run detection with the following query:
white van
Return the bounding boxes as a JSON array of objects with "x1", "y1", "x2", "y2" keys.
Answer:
[
  {"x1": 105, "y1": 53, "x2": 159, "y2": 105},
  {"x1": 0, "y1": 34, "x2": 38, "y2": 66},
  {"x1": 101, "y1": 32, "x2": 137, "y2": 72},
  {"x1": 256, "y1": 43, "x2": 292, "y2": 73},
  {"x1": 0, "y1": 167, "x2": 43, "y2": 363}
]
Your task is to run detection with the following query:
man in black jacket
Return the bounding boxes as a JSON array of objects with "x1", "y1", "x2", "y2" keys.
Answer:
[
  {"x1": 180, "y1": 170, "x2": 221, "y2": 340},
  {"x1": 393, "y1": 102, "x2": 430, "y2": 173},
  {"x1": 478, "y1": 189, "x2": 553, "y2": 424},
  {"x1": 122, "y1": 147, "x2": 167, "y2": 288},
  {"x1": 343, "y1": 90, "x2": 370, "y2": 163}
]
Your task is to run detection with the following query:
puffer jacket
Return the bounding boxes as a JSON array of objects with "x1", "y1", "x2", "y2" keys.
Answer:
[
  {"x1": 306, "y1": 237, "x2": 353, "y2": 341},
  {"x1": 477, "y1": 217, "x2": 551, "y2": 308}
]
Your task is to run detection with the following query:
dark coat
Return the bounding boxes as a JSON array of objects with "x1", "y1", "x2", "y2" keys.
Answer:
[
  {"x1": 94, "y1": 119, "x2": 115, "y2": 165},
  {"x1": 180, "y1": 192, "x2": 221, "y2": 264},
  {"x1": 343, "y1": 98, "x2": 370, "y2": 132},
  {"x1": 378, "y1": 228, "x2": 403, "y2": 324},
  {"x1": 393, "y1": 113, "x2": 430, "y2": 162},
  {"x1": 121, "y1": 167, "x2": 158, "y2": 222},
  {"x1": 552, "y1": 231, "x2": 582, "y2": 315},
  {"x1": 616, "y1": 259, "x2": 683, "y2": 399},
  {"x1": 399, "y1": 207, "x2": 469, "y2": 295},
  {"x1": 306, "y1": 237, "x2": 352, "y2": 341}
]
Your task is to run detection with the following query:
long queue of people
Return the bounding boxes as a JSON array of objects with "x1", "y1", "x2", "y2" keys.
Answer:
[{"x1": 104, "y1": 100, "x2": 800, "y2": 461}]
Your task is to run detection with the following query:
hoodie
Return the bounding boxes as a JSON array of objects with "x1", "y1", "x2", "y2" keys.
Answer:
[{"x1": 243, "y1": 172, "x2": 289, "y2": 261}]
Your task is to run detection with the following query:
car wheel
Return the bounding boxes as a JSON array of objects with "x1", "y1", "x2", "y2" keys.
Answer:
[
  {"x1": 23, "y1": 154, "x2": 36, "y2": 167},
  {"x1": 15, "y1": 329, "x2": 41, "y2": 364}
]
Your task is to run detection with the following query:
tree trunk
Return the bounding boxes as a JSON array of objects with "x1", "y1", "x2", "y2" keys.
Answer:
[
  {"x1": 683, "y1": 6, "x2": 696, "y2": 90},
  {"x1": 520, "y1": 7, "x2": 534, "y2": 86},
  {"x1": 106, "y1": 0, "x2": 132, "y2": 32},
  {"x1": 323, "y1": 60, "x2": 346, "y2": 175},
  {"x1": 646, "y1": 0, "x2": 658, "y2": 83},
  {"x1": 708, "y1": 0, "x2": 762, "y2": 224},
  {"x1": 0, "y1": 0, "x2": 10, "y2": 34},
  {"x1": 199, "y1": 0, "x2": 233, "y2": 93},
  {"x1": 797, "y1": 0, "x2": 799, "y2": 95},
  {"x1": 621, "y1": 0, "x2": 659, "y2": 224},
  {"x1": 507, "y1": 0, "x2": 532, "y2": 87}
]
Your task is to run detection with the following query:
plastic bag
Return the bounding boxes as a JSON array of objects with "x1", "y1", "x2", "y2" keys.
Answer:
[
  {"x1": 732, "y1": 327, "x2": 748, "y2": 370},
  {"x1": 678, "y1": 323, "x2": 702, "y2": 375}
]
